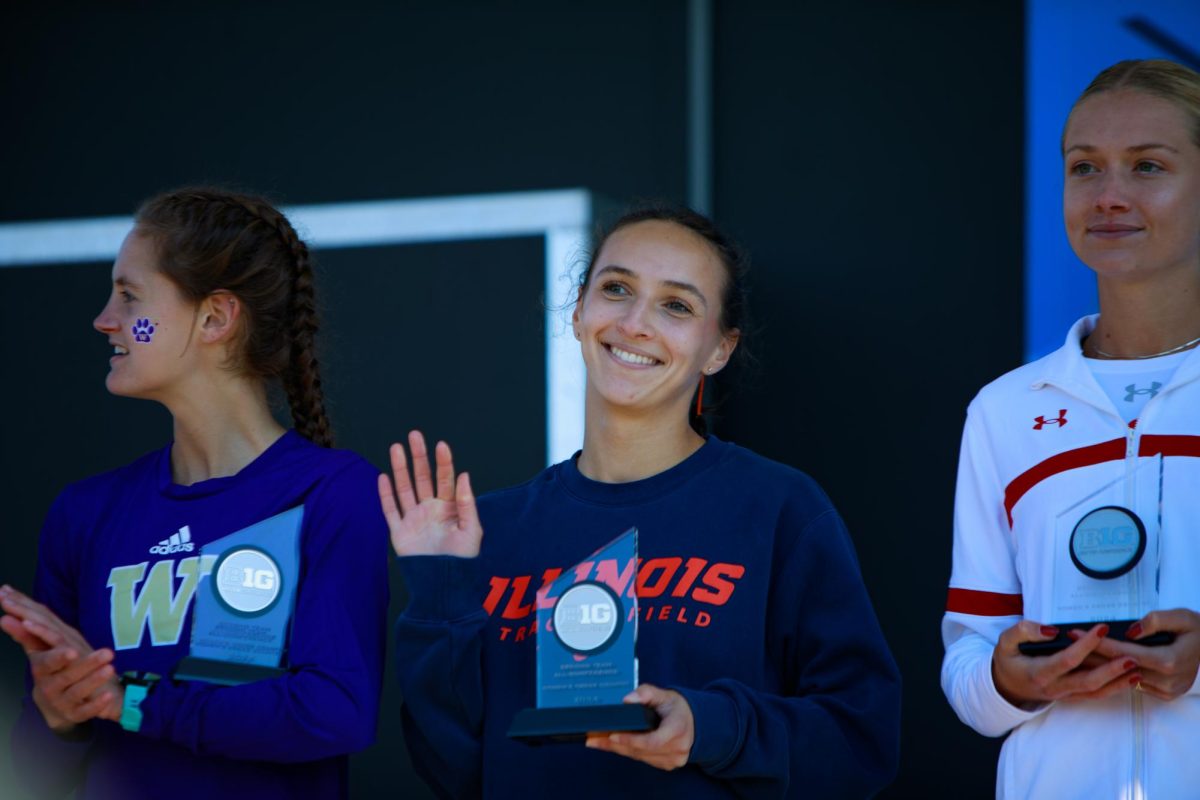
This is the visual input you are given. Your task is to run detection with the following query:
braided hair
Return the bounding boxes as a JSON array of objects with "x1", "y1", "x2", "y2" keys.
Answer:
[{"x1": 134, "y1": 187, "x2": 334, "y2": 447}]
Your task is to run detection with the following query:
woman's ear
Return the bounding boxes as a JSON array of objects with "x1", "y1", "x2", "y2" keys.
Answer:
[
  {"x1": 705, "y1": 328, "x2": 740, "y2": 375},
  {"x1": 197, "y1": 290, "x2": 241, "y2": 345},
  {"x1": 571, "y1": 285, "x2": 584, "y2": 340}
]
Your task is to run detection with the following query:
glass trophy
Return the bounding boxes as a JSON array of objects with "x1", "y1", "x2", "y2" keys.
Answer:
[
  {"x1": 173, "y1": 506, "x2": 303, "y2": 685},
  {"x1": 507, "y1": 527, "x2": 660, "y2": 744},
  {"x1": 1020, "y1": 455, "x2": 1168, "y2": 655}
]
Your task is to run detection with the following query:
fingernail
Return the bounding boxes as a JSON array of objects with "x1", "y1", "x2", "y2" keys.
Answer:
[
  {"x1": 1096, "y1": 624, "x2": 1110, "y2": 638},
  {"x1": 1127, "y1": 623, "x2": 1143, "y2": 639},
  {"x1": 1129, "y1": 674, "x2": 1143, "y2": 686},
  {"x1": 1123, "y1": 659, "x2": 1137, "y2": 671},
  {"x1": 1040, "y1": 625, "x2": 1059, "y2": 637}
]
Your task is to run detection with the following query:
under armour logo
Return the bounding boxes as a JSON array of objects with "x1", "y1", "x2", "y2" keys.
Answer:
[
  {"x1": 1124, "y1": 382, "x2": 1162, "y2": 402},
  {"x1": 1033, "y1": 409, "x2": 1068, "y2": 430}
]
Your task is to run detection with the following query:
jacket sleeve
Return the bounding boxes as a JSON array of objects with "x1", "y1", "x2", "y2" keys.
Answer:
[
  {"x1": 392, "y1": 555, "x2": 488, "y2": 800},
  {"x1": 677, "y1": 506, "x2": 902, "y2": 799},
  {"x1": 940, "y1": 402, "x2": 1049, "y2": 737},
  {"x1": 133, "y1": 463, "x2": 391, "y2": 761},
  {"x1": 10, "y1": 489, "x2": 95, "y2": 799}
]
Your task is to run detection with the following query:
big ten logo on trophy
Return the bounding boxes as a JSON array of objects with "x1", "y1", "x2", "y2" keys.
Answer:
[
  {"x1": 214, "y1": 548, "x2": 283, "y2": 615},
  {"x1": 1069, "y1": 507, "x2": 1145, "y2": 579},
  {"x1": 553, "y1": 582, "x2": 623, "y2": 656}
]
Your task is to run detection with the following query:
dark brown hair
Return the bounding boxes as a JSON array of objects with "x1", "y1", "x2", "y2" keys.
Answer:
[{"x1": 135, "y1": 187, "x2": 333, "y2": 447}]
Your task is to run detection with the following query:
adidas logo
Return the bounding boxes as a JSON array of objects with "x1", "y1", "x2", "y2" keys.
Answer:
[{"x1": 149, "y1": 526, "x2": 195, "y2": 555}]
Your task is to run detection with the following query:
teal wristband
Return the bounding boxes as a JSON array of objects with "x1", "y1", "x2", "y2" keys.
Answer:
[{"x1": 118, "y1": 672, "x2": 159, "y2": 733}]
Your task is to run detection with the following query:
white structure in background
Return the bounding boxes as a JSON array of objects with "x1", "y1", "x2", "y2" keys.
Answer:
[{"x1": 0, "y1": 189, "x2": 594, "y2": 466}]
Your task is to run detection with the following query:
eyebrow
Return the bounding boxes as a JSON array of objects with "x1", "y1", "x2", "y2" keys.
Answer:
[
  {"x1": 114, "y1": 276, "x2": 143, "y2": 290},
  {"x1": 1064, "y1": 143, "x2": 1181, "y2": 156},
  {"x1": 594, "y1": 265, "x2": 709, "y2": 308}
]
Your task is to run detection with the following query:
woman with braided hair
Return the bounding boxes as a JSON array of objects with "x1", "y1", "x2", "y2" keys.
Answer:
[{"x1": 0, "y1": 187, "x2": 389, "y2": 799}]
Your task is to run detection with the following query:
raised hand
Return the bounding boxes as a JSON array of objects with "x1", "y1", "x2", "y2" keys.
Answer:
[
  {"x1": 992, "y1": 620, "x2": 1139, "y2": 707},
  {"x1": 377, "y1": 430, "x2": 483, "y2": 558},
  {"x1": 0, "y1": 585, "x2": 122, "y2": 732},
  {"x1": 585, "y1": 684, "x2": 694, "y2": 771}
]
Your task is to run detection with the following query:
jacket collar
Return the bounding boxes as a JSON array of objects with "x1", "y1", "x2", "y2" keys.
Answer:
[{"x1": 1031, "y1": 314, "x2": 1200, "y2": 406}]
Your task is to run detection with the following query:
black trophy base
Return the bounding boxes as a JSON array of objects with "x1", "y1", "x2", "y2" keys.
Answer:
[
  {"x1": 1018, "y1": 619, "x2": 1176, "y2": 657},
  {"x1": 173, "y1": 656, "x2": 287, "y2": 686},
  {"x1": 507, "y1": 703, "x2": 660, "y2": 745}
]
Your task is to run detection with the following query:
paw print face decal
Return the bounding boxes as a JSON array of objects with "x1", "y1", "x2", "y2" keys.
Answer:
[{"x1": 132, "y1": 318, "x2": 156, "y2": 343}]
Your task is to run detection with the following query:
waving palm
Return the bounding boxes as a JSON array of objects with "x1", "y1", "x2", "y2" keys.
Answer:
[{"x1": 377, "y1": 430, "x2": 483, "y2": 557}]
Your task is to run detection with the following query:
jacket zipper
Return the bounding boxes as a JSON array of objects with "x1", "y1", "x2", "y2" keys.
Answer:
[{"x1": 1125, "y1": 422, "x2": 1146, "y2": 800}]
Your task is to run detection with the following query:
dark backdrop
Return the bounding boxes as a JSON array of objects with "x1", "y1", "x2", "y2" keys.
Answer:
[{"x1": 1, "y1": 2, "x2": 1024, "y2": 797}]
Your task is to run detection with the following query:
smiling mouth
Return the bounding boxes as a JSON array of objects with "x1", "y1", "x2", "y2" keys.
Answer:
[
  {"x1": 606, "y1": 344, "x2": 661, "y2": 366},
  {"x1": 1088, "y1": 224, "x2": 1144, "y2": 235},
  {"x1": 112, "y1": 344, "x2": 129, "y2": 357}
]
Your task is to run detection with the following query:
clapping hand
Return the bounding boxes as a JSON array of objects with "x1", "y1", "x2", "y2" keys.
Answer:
[
  {"x1": 378, "y1": 431, "x2": 483, "y2": 558},
  {"x1": 0, "y1": 585, "x2": 122, "y2": 732}
]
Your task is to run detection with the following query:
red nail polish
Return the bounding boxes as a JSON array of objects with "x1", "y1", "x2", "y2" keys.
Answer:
[
  {"x1": 1096, "y1": 624, "x2": 1110, "y2": 638},
  {"x1": 1040, "y1": 625, "x2": 1059, "y2": 637},
  {"x1": 1124, "y1": 659, "x2": 1137, "y2": 671},
  {"x1": 1127, "y1": 623, "x2": 1143, "y2": 640},
  {"x1": 1129, "y1": 674, "x2": 1143, "y2": 686}
]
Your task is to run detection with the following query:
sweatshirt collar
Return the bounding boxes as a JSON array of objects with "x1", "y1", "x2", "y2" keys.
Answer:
[
  {"x1": 555, "y1": 435, "x2": 727, "y2": 506},
  {"x1": 157, "y1": 429, "x2": 304, "y2": 499}
]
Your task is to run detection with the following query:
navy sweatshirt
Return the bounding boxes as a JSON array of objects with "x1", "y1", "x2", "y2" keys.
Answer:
[
  {"x1": 396, "y1": 437, "x2": 901, "y2": 798},
  {"x1": 11, "y1": 431, "x2": 390, "y2": 799}
]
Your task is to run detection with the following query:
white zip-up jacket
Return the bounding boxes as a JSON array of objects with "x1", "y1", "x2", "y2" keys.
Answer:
[{"x1": 942, "y1": 315, "x2": 1200, "y2": 799}]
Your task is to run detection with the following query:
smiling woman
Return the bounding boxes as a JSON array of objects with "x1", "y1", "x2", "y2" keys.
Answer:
[
  {"x1": 382, "y1": 205, "x2": 901, "y2": 798},
  {"x1": 943, "y1": 60, "x2": 1200, "y2": 799},
  {"x1": 572, "y1": 212, "x2": 743, "y2": 443},
  {"x1": 570, "y1": 212, "x2": 743, "y2": 476},
  {"x1": 0, "y1": 187, "x2": 389, "y2": 800},
  {"x1": 94, "y1": 232, "x2": 211, "y2": 401}
]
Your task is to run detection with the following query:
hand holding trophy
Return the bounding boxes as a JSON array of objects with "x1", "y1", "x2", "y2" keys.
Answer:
[{"x1": 1074, "y1": 608, "x2": 1200, "y2": 702}]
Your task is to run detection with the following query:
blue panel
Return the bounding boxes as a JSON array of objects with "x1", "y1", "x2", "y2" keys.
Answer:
[{"x1": 1026, "y1": 0, "x2": 1200, "y2": 361}]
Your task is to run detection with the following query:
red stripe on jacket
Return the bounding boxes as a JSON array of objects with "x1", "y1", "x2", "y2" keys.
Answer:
[
  {"x1": 946, "y1": 588, "x2": 1023, "y2": 616},
  {"x1": 1002, "y1": 435, "x2": 1200, "y2": 527}
]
